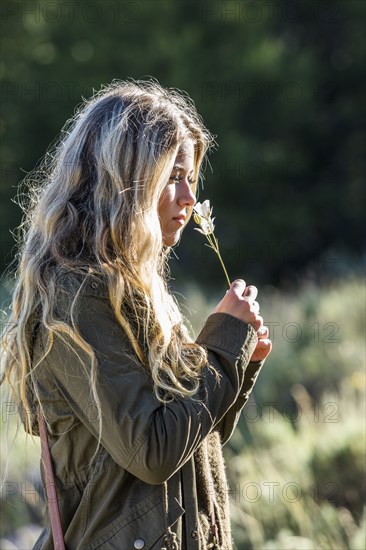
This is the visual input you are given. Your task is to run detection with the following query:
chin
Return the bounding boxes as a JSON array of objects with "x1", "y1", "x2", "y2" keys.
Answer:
[{"x1": 163, "y1": 232, "x2": 181, "y2": 247}]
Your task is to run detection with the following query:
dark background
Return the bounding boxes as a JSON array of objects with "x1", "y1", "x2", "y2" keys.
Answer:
[{"x1": 1, "y1": 0, "x2": 365, "y2": 292}]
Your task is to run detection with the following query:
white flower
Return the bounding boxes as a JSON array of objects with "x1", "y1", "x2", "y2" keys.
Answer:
[
  {"x1": 193, "y1": 200, "x2": 215, "y2": 235},
  {"x1": 194, "y1": 218, "x2": 215, "y2": 236},
  {"x1": 193, "y1": 200, "x2": 212, "y2": 219},
  {"x1": 192, "y1": 198, "x2": 231, "y2": 287}
]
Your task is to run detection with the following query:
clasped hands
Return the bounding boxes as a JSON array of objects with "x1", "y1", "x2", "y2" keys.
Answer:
[{"x1": 212, "y1": 279, "x2": 272, "y2": 363}]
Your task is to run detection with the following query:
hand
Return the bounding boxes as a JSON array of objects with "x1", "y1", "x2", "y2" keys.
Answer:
[
  {"x1": 212, "y1": 279, "x2": 263, "y2": 331},
  {"x1": 251, "y1": 325, "x2": 272, "y2": 363}
]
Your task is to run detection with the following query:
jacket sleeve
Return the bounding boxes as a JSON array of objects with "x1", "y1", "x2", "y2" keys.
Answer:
[
  {"x1": 213, "y1": 361, "x2": 264, "y2": 445},
  {"x1": 39, "y1": 275, "x2": 258, "y2": 485},
  {"x1": 195, "y1": 315, "x2": 265, "y2": 445}
]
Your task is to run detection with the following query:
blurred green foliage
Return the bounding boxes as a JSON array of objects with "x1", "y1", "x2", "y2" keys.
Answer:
[
  {"x1": 182, "y1": 276, "x2": 365, "y2": 405},
  {"x1": 1, "y1": 0, "x2": 365, "y2": 287},
  {"x1": 185, "y1": 275, "x2": 366, "y2": 549},
  {"x1": 226, "y1": 382, "x2": 366, "y2": 549},
  {"x1": 1, "y1": 276, "x2": 365, "y2": 548}
]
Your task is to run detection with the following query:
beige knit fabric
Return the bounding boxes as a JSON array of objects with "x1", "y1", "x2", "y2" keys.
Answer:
[{"x1": 193, "y1": 431, "x2": 233, "y2": 549}]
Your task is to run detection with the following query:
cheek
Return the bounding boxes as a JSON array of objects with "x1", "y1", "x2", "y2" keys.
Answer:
[{"x1": 158, "y1": 187, "x2": 174, "y2": 219}]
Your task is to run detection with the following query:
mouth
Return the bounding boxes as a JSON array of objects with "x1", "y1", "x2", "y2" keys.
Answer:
[{"x1": 172, "y1": 214, "x2": 186, "y2": 225}]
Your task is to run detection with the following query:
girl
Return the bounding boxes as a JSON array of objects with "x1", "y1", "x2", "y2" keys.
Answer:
[{"x1": 1, "y1": 79, "x2": 271, "y2": 549}]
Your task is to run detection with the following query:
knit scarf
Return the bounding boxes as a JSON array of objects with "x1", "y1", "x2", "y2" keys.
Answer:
[{"x1": 193, "y1": 431, "x2": 233, "y2": 549}]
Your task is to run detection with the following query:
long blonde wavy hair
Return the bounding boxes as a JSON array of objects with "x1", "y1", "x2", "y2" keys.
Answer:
[{"x1": 1, "y1": 79, "x2": 216, "y2": 435}]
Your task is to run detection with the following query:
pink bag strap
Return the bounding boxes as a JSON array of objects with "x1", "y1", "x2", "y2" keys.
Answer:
[{"x1": 38, "y1": 409, "x2": 66, "y2": 550}]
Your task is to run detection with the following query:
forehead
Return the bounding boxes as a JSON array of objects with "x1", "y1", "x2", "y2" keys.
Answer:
[{"x1": 173, "y1": 141, "x2": 195, "y2": 170}]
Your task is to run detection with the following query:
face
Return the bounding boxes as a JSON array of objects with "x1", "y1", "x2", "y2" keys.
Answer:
[{"x1": 158, "y1": 141, "x2": 196, "y2": 247}]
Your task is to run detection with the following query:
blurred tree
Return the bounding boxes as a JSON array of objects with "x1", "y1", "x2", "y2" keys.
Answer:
[{"x1": 1, "y1": 0, "x2": 364, "y2": 289}]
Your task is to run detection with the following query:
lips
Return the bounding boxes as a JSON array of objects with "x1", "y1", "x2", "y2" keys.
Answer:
[{"x1": 172, "y1": 216, "x2": 186, "y2": 227}]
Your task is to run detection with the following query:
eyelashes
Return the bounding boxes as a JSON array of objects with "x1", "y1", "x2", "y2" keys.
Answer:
[{"x1": 169, "y1": 175, "x2": 197, "y2": 185}]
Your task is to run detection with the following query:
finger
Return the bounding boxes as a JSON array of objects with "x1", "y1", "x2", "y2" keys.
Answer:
[
  {"x1": 243, "y1": 285, "x2": 258, "y2": 301},
  {"x1": 255, "y1": 338, "x2": 272, "y2": 349},
  {"x1": 250, "y1": 315, "x2": 263, "y2": 332},
  {"x1": 251, "y1": 338, "x2": 272, "y2": 362},
  {"x1": 247, "y1": 301, "x2": 260, "y2": 317},
  {"x1": 230, "y1": 279, "x2": 246, "y2": 296},
  {"x1": 257, "y1": 326, "x2": 269, "y2": 338}
]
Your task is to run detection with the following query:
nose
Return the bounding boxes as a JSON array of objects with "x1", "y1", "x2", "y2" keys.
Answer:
[{"x1": 177, "y1": 178, "x2": 196, "y2": 207}]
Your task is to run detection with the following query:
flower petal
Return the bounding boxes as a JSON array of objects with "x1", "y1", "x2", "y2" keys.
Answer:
[
  {"x1": 193, "y1": 202, "x2": 202, "y2": 215},
  {"x1": 201, "y1": 200, "x2": 211, "y2": 218},
  {"x1": 197, "y1": 218, "x2": 215, "y2": 235}
]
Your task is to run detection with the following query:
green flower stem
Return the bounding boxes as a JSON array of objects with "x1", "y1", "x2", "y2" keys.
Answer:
[
  {"x1": 212, "y1": 234, "x2": 231, "y2": 288},
  {"x1": 206, "y1": 233, "x2": 231, "y2": 288}
]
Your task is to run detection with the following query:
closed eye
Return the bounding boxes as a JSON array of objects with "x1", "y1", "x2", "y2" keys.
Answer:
[{"x1": 169, "y1": 175, "x2": 197, "y2": 185}]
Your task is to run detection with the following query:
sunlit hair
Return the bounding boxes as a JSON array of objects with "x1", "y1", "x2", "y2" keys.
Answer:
[{"x1": 1, "y1": 78, "x2": 216, "y2": 436}]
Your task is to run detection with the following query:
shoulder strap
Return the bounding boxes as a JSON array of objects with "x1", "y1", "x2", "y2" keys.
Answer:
[{"x1": 38, "y1": 409, "x2": 66, "y2": 550}]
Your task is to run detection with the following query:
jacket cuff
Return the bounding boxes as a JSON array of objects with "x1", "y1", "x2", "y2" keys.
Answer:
[
  {"x1": 196, "y1": 312, "x2": 258, "y2": 361},
  {"x1": 241, "y1": 360, "x2": 264, "y2": 396}
]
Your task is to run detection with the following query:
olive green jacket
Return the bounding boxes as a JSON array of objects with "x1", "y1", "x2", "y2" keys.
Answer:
[{"x1": 30, "y1": 272, "x2": 264, "y2": 549}]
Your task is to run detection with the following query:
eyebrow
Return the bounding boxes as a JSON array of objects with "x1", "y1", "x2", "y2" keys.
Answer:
[{"x1": 173, "y1": 164, "x2": 194, "y2": 174}]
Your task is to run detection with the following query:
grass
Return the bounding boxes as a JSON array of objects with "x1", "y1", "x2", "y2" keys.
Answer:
[
  {"x1": 179, "y1": 274, "x2": 365, "y2": 549},
  {"x1": 1, "y1": 275, "x2": 365, "y2": 549},
  {"x1": 226, "y1": 382, "x2": 365, "y2": 549}
]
